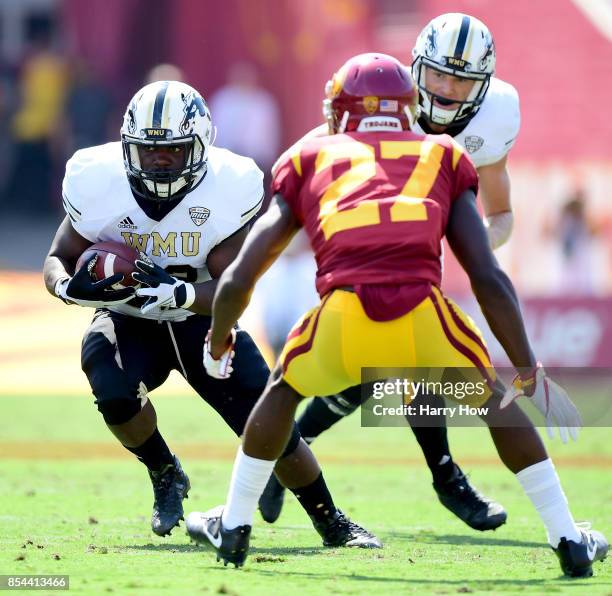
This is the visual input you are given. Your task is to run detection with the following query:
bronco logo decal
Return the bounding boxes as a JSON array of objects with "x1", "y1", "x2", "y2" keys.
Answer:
[
  {"x1": 127, "y1": 102, "x2": 137, "y2": 134},
  {"x1": 425, "y1": 25, "x2": 438, "y2": 58},
  {"x1": 180, "y1": 92, "x2": 209, "y2": 135},
  {"x1": 479, "y1": 32, "x2": 495, "y2": 72}
]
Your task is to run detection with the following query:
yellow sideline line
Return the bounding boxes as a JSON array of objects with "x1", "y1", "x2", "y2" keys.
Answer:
[{"x1": 1, "y1": 441, "x2": 611, "y2": 467}]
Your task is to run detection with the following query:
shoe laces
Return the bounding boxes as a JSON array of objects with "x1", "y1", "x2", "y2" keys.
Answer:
[
  {"x1": 446, "y1": 471, "x2": 487, "y2": 507},
  {"x1": 151, "y1": 464, "x2": 180, "y2": 506},
  {"x1": 335, "y1": 513, "x2": 371, "y2": 538},
  {"x1": 575, "y1": 521, "x2": 593, "y2": 535}
]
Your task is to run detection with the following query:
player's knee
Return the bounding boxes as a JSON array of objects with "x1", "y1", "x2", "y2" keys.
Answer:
[
  {"x1": 81, "y1": 326, "x2": 144, "y2": 425},
  {"x1": 280, "y1": 423, "x2": 302, "y2": 458},
  {"x1": 96, "y1": 394, "x2": 142, "y2": 425},
  {"x1": 87, "y1": 367, "x2": 144, "y2": 425}
]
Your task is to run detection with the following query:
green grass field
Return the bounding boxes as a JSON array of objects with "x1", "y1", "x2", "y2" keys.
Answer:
[{"x1": 1, "y1": 391, "x2": 610, "y2": 595}]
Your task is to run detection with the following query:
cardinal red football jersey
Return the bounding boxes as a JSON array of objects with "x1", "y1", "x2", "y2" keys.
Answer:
[{"x1": 272, "y1": 130, "x2": 478, "y2": 320}]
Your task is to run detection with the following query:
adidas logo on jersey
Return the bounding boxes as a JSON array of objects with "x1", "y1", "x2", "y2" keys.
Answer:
[{"x1": 118, "y1": 217, "x2": 138, "y2": 230}]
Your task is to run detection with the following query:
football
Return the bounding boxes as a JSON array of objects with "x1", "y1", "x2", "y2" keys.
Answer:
[{"x1": 76, "y1": 241, "x2": 142, "y2": 288}]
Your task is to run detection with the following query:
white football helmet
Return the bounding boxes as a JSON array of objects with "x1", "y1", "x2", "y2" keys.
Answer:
[
  {"x1": 412, "y1": 13, "x2": 495, "y2": 126},
  {"x1": 121, "y1": 81, "x2": 212, "y2": 201}
]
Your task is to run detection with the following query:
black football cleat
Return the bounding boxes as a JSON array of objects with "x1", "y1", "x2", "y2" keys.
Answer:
[
  {"x1": 313, "y1": 510, "x2": 382, "y2": 548},
  {"x1": 553, "y1": 524, "x2": 608, "y2": 578},
  {"x1": 258, "y1": 474, "x2": 286, "y2": 523},
  {"x1": 186, "y1": 506, "x2": 251, "y2": 568},
  {"x1": 148, "y1": 455, "x2": 190, "y2": 536},
  {"x1": 433, "y1": 465, "x2": 507, "y2": 531}
]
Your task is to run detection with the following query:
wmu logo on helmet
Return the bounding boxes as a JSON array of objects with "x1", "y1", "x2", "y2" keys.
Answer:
[{"x1": 189, "y1": 206, "x2": 210, "y2": 226}]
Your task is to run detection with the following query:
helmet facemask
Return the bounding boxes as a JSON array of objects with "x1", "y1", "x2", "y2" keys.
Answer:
[
  {"x1": 412, "y1": 58, "x2": 490, "y2": 127},
  {"x1": 411, "y1": 14, "x2": 496, "y2": 128},
  {"x1": 122, "y1": 133, "x2": 207, "y2": 202}
]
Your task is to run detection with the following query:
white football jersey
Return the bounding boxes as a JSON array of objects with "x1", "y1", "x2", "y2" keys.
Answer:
[
  {"x1": 413, "y1": 77, "x2": 520, "y2": 168},
  {"x1": 62, "y1": 142, "x2": 263, "y2": 321}
]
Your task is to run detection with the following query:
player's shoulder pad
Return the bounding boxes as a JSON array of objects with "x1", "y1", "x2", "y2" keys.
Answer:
[
  {"x1": 271, "y1": 123, "x2": 329, "y2": 177},
  {"x1": 425, "y1": 133, "x2": 471, "y2": 170},
  {"x1": 429, "y1": 132, "x2": 465, "y2": 151},
  {"x1": 486, "y1": 77, "x2": 520, "y2": 139},
  {"x1": 61, "y1": 142, "x2": 126, "y2": 225},
  {"x1": 207, "y1": 146, "x2": 264, "y2": 226},
  {"x1": 466, "y1": 77, "x2": 520, "y2": 166}
]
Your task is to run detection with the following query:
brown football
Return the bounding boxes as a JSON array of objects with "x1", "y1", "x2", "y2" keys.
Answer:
[{"x1": 76, "y1": 241, "x2": 142, "y2": 288}]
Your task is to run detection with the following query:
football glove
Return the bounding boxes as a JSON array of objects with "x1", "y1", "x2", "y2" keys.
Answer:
[
  {"x1": 133, "y1": 260, "x2": 196, "y2": 315},
  {"x1": 203, "y1": 329, "x2": 236, "y2": 379},
  {"x1": 500, "y1": 363, "x2": 582, "y2": 443},
  {"x1": 55, "y1": 255, "x2": 136, "y2": 307}
]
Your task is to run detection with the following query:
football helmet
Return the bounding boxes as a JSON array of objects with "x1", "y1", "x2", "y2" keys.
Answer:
[
  {"x1": 412, "y1": 13, "x2": 496, "y2": 126},
  {"x1": 323, "y1": 53, "x2": 419, "y2": 134},
  {"x1": 121, "y1": 81, "x2": 212, "y2": 201}
]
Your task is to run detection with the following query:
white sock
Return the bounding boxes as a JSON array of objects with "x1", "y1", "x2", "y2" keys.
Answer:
[
  {"x1": 516, "y1": 458, "x2": 581, "y2": 547},
  {"x1": 221, "y1": 447, "x2": 276, "y2": 530}
]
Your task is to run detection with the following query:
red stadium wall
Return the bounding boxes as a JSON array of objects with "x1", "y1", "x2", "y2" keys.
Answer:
[
  {"x1": 169, "y1": 0, "x2": 375, "y2": 146},
  {"x1": 62, "y1": 0, "x2": 612, "y2": 161},
  {"x1": 63, "y1": 0, "x2": 376, "y2": 147},
  {"x1": 459, "y1": 295, "x2": 612, "y2": 368}
]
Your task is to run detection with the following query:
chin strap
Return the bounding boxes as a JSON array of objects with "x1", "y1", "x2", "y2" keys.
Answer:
[{"x1": 337, "y1": 111, "x2": 350, "y2": 133}]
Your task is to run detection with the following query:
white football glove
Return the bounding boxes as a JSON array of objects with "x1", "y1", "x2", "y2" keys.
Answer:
[
  {"x1": 204, "y1": 329, "x2": 236, "y2": 379},
  {"x1": 500, "y1": 363, "x2": 582, "y2": 443},
  {"x1": 133, "y1": 260, "x2": 196, "y2": 315}
]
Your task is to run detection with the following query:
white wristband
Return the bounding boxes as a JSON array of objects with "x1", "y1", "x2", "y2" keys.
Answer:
[
  {"x1": 485, "y1": 211, "x2": 514, "y2": 250},
  {"x1": 182, "y1": 282, "x2": 196, "y2": 309},
  {"x1": 54, "y1": 277, "x2": 71, "y2": 300}
]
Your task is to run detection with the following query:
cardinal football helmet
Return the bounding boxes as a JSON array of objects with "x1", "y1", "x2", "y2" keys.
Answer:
[
  {"x1": 121, "y1": 81, "x2": 212, "y2": 201},
  {"x1": 412, "y1": 13, "x2": 496, "y2": 126},
  {"x1": 323, "y1": 53, "x2": 419, "y2": 134}
]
